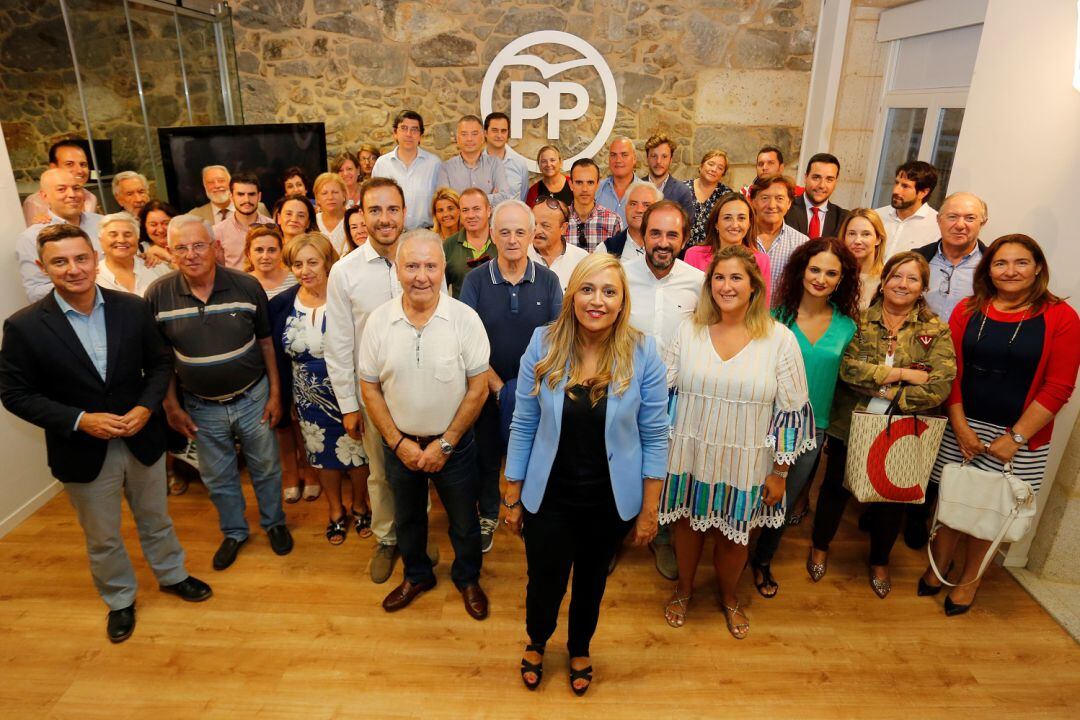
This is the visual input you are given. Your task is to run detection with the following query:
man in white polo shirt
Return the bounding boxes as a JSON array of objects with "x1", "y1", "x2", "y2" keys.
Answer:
[{"x1": 359, "y1": 230, "x2": 491, "y2": 621}]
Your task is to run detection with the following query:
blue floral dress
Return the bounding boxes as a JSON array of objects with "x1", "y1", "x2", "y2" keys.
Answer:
[{"x1": 283, "y1": 297, "x2": 367, "y2": 470}]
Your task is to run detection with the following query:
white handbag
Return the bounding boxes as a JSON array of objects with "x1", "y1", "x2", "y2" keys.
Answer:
[{"x1": 928, "y1": 461, "x2": 1037, "y2": 586}]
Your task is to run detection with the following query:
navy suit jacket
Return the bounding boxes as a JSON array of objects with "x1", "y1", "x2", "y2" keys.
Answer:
[{"x1": 785, "y1": 195, "x2": 848, "y2": 238}]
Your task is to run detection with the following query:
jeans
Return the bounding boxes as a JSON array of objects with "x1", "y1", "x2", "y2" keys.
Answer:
[
  {"x1": 383, "y1": 430, "x2": 482, "y2": 589},
  {"x1": 184, "y1": 375, "x2": 286, "y2": 541},
  {"x1": 65, "y1": 440, "x2": 188, "y2": 610},
  {"x1": 475, "y1": 397, "x2": 503, "y2": 522},
  {"x1": 752, "y1": 428, "x2": 825, "y2": 566}
]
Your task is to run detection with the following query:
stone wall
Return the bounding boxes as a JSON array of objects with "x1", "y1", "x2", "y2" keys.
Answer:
[{"x1": 231, "y1": 0, "x2": 819, "y2": 188}]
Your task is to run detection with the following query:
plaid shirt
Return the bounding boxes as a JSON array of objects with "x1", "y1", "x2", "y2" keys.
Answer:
[
  {"x1": 564, "y1": 203, "x2": 622, "y2": 252},
  {"x1": 756, "y1": 223, "x2": 810, "y2": 300}
]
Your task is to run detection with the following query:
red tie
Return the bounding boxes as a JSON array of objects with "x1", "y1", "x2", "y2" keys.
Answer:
[{"x1": 809, "y1": 206, "x2": 821, "y2": 239}]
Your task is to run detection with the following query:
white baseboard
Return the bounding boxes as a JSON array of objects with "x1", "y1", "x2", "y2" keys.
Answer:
[{"x1": 0, "y1": 481, "x2": 62, "y2": 539}]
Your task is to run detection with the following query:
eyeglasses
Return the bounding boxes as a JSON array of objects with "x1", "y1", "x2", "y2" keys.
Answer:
[
  {"x1": 172, "y1": 242, "x2": 210, "y2": 256},
  {"x1": 543, "y1": 197, "x2": 569, "y2": 222},
  {"x1": 942, "y1": 213, "x2": 981, "y2": 224},
  {"x1": 938, "y1": 265, "x2": 955, "y2": 295}
]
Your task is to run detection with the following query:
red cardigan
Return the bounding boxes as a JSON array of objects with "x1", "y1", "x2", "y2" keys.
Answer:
[{"x1": 947, "y1": 300, "x2": 1080, "y2": 449}]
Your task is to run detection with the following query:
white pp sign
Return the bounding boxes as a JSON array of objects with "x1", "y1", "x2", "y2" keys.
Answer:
[{"x1": 480, "y1": 30, "x2": 618, "y2": 174}]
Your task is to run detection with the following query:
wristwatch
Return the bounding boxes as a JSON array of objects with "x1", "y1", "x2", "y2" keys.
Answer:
[
  {"x1": 437, "y1": 437, "x2": 454, "y2": 455},
  {"x1": 1007, "y1": 427, "x2": 1027, "y2": 445}
]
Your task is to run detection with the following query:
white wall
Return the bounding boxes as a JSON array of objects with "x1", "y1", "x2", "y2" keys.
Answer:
[
  {"x1": 0, "y1": 123, "x2": 59, "y2": 537},
  {"x1": 949, "y1": 0, "x2": 1080, "y2": 565}
]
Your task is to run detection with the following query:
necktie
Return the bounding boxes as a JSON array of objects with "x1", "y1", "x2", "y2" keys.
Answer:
[
  {"x1": 219, "y1": 208, "x2": 229, "y2": 221},
  {"x1": 809, "y1": 206, "x2": 821, "y2": 239}
]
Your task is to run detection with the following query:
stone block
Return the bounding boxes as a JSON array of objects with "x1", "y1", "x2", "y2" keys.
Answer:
[
  {"x1": 728, "y1": 29, "x2": 789, "y2": 70},
  {"x1": 789, "y1": 26, "x2": 815, "y2": 56},
  {"x1": 617, "y1": 71, "x2": 663, "y2": 113},
  {"x1": 843, "y1": 18, "x2": 888, "y2": 77},
  {"x1": 493, "y1": 7, "x2": 568, "y2": 36},
  {"x1": 695, "y1": 69, "x2": 808, "y2": 127},
  {"x1": 410, "y1": 33, "x2": 477, "y2": 67},
  {"x1": 386, "y1": 2, "x2": 459, "y2": 43},
  {"x1": 233, "y1": 0, "x2": 306, "y2": 31},
  {"x1": 263, "y1": 38, "x2": 304, "y2": 62},
  {"x1": 275, "y1": 59, "x2": 328, "y2": 78},
  {"x1": 348, "y1": 42, "x2": 408, "y2": 87},
  {"x1": 830, "y1": 129, "x2": 872, "y2": 184},
  {"x1": 240, "y1": 75, "x2": 279, "y2": 117},
  {"x1": 236, "y1": 51, "x2": 261, "y2": 75},
  {"x1": 1028, "y1": 482, "x2": 1080, "y2": 584},
  {"x1": 679, "y1": 11, "x2": 735, "y2": 67},
  {"x1": 693, "y1": 125, "x2": 799, "y2": 166},
  {"x1": 312, "y1": 14, "x2": 381, "y2": 40}
]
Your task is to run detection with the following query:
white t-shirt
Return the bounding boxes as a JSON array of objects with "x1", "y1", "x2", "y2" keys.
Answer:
[
  {"x1": 877, "y1": 203, "x2": 940, "y2": 258},
  {"x1": 527, "y1": 243, "x2": 588, "y2": 291}
]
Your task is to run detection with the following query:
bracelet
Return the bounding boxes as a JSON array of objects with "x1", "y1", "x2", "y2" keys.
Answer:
[
  {"x1": 502, "y1": 498, "x2": 522, "y2": 510},
  {"x1": 392, "y1": 436, "x2": 405, "y2": 453},
  {"x1": 771, "y1": 469, "x2": 789, "y2": 479}
]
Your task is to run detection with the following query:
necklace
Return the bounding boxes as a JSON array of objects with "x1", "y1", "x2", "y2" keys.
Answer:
[{"x1": 976, "y1": 304, "x2": 1029, "y2": 345}]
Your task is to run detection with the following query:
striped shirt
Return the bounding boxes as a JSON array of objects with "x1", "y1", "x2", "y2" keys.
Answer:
[
  {"x1": 755, "y1": 223, "x2": 810, "y2": 301},
  {"x1": 146, "y1": 267, "x2": 271, "y2": 399}
]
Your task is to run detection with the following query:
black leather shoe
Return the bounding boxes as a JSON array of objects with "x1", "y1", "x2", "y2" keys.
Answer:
[
  {"x1": 267, "y1": 525, "x2": 294, "y2": 556},
  {"x1": 945, "y1": 596, "x2": 973, "y2": 616},
  {"x1": 160, "y1": 576, "x2": 213, "y2": 602},
  {"x1": 212, "y1": 537, "x2": 247, "y2": 570},
  {"x1": 107, "y1": 604, "x2": 136, "y2": 643},
  {"x1": 917, "y1": 577, "x2": 942, "y2": 597}
]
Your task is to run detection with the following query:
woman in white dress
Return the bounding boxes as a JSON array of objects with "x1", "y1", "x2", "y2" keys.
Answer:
[
  {"x1": 660, "y1": 245, "x2": 816, "y2": 638},
  {"x1": 96, "y1": 212, "x2": 171, "y2": 297}
]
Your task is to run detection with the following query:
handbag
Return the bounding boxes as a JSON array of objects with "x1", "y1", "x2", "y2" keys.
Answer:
[
  {"x1": 928, "y1": 460, "x2": 1037, "y2": 586},
  {"x1": 843, "y1": 386, "x2": 947, "y2": 504}
]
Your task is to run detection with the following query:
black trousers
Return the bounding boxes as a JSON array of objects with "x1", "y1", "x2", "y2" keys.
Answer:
[
  {"x1": 523, "y1": 489, "x2": 633, "y2": 658},
  {"x1": 811, "y1": 437, "x2": 905, "y2": 567}
]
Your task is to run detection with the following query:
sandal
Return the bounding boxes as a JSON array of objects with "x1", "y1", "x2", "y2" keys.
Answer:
[
  {"x1": 569, "y1": 659, "x2": 593, "y2": 696},
  {"x1": 750, "y1": 561, "x2": 778, "y2": 599},
  {"x1": 664, "y1": 589, "x2": 691, "y2": 628},
  {"x1": 326, "y1": 509, "x2": 348, "y2": 546},
  {"x1": 167, "y1": 473, "x2": 188, "y2": 496},
  {"x1": 722, "y1": 602, "x2": 750, "y2": 640},
  {"x1": 352, "y1": 508, "x2": 373, "y2": 538},
  {"x1": 519, "y1": 643, "x2": 545, "y2": 690},
  {"x1": 786, "y1": 506, "x2": 808, "y2": 526}
]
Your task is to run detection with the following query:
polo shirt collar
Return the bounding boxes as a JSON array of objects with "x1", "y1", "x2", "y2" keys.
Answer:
[
  {"x1": 390, "y1": 292, "x2": 451, "y2": 325},
  {"x1": 488, "y1": 257, "x2": 536, "y2": 285},
  {"x1": 456, "y1": 231, "x2": 493, "y2": 256},
  {"x1": 179, "y1": 266, "x2": 231, "y2": 298},
  {"x1": 54, "y1": 286, "x2": 103, "y2": 316}
]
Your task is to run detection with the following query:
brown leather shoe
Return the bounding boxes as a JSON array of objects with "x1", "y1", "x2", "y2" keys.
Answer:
[
  {"x1": 382, "y1": 578, "x2": 436, "y2": 612},
  {"x1": 460, "y1": 583, "x2": 489, "y2": 620}
]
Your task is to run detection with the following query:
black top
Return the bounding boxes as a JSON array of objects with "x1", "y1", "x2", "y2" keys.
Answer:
[
  {"x1": 534, "y1": 180, "x2": 575, "y2": 206},
  {"x1": 961, "y1": 311, "x2": 1045, "y2": 425},
  {"x1": 547, "y1": 384, "x2": 611, "y2": 507}
]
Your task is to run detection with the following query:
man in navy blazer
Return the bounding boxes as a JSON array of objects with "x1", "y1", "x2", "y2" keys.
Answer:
[
  {"x1": 784, "y1": 153, "x2": 848, "y2": 239},
  {"x1": 0, "y1": 224, "x2": 211, "y2": 644}
]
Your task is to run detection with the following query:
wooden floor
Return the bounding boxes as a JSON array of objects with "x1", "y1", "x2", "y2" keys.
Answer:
[{"x1": 2, "y1": 475, "x2": 1078, "y2": 720}]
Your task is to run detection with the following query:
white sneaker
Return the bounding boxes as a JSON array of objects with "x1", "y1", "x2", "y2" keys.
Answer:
[{"x1": 479, "y1": 517, "x2": 497, "y2": 554}]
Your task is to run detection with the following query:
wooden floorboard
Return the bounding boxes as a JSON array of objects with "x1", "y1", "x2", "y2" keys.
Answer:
[{"x1": 2, "y1": 476, "x2": 1077, "y2": 719}]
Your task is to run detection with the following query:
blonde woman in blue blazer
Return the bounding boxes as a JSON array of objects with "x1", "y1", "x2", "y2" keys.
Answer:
[{"x1": 503, "y1": 253, "x2": 668, "y2": 696}]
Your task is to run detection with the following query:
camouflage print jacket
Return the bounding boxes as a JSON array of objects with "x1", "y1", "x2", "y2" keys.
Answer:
[{"x1": 828, "y1": 302, "x2": 957, "y2": 441}]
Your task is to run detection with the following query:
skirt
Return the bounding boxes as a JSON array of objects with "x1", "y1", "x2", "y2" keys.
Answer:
[{"x1": 930, "y1": 416, "x2": 1049, "y2": 492}]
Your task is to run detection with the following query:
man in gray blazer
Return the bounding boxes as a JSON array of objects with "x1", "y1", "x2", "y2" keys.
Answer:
[{"x1": 190, "y1": 165, "x2": 269, "y2": 224}]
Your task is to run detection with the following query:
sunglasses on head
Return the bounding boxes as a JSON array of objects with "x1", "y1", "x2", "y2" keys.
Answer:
[{"x1": 543, "y1": 197, "x2": 569, "y2": 222}]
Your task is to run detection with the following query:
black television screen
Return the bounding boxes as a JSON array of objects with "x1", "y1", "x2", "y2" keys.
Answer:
[{"x1": 158, "y1": 122, "x2": 326, "y2": 215}]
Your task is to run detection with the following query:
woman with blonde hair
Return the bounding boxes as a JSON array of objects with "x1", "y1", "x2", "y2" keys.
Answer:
[
  {"x1": 431, "y1": 187, "x2": 462, "y2": 239},
  {"x1": 684, "y1": 149, "x2": 733, "y2": 248},
  {"x1": 270, "y1": 232, "x2": 371, "y2": 542},
  {"x1": 313, "y1": 172, "x2": 349, "y2": 257},
  {"x1": 839, "y1": 208, "x2": 887, "y2": 309},
  {"x1": 660, "y1": 245, "x2": 816, "y2": 638},
  {"x1": 504, "y1": 253, "x2": 668, "y2": 695},
  {"x1": 526, "y1": 145, "x2": 574, "y2": 207}
]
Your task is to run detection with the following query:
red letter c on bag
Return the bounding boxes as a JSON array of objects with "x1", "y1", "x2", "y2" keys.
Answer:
[{"x1": 866, "y1": 417, "x2": 927, "y2": 502}]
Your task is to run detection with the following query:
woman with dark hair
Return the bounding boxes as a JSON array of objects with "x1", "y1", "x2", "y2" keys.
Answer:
[
  {"x1": 331, "y1": 152, "x2": 361, "y2": 207},
  {"x1": 809, "y1": 251, "x2": 956, "y2": 598},
  {"x1": 661, "y1": 245, "x2": 816, "y2": 637},
  {"x1": 244, "y1": 225, "x2": 297, "y2": 300},
  {"x1": 684, "y1": 150, "x2": 733, "y2": 248},
  {"x1": 343, "y1": 206, "x2": 368, "y2": 255},
  {"x1": 274, "y1": 193, "x2": 317, "y2": 248},
  {"x1": 745, "y1": 237, "x2": 859, "y2": 598},
  {"x1": 922, "y1": 234, "x2": 1080, "y2": 614},
  {"x1": 683, "y1": 191, "x2": 772, "y2": 301},
  {"x1": 282, "y1": 166, "x2": 312, "y2": 203},
  {"x1": 357, "y1": 144, "x2": 381, "y2": 182},
  {"x1": 138, "y1": 199, "x2": 178, "y2": 269}
]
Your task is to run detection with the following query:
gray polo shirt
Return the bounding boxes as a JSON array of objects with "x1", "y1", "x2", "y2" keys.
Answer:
[{"x1": 146, "y1": 267, "x2": 271, "y2": 399}]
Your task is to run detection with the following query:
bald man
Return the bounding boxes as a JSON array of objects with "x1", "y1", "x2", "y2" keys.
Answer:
[
  {"x1": 912, "y1": 191, "x2": 990, "y2": 323},
  {"x1": 22, "y1": 139, "x2": 99, "y2": 225},
  {"x1": 15, "y1": 168, "x2": 103, "y2": 302},
  {"x1": 595, "y1": 137, "x2": 638, "y2": 226}
]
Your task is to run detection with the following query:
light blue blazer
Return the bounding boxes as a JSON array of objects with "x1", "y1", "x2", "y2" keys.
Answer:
[{"x1": 504, "y1": 327, "x2": 669, "y2": 521}]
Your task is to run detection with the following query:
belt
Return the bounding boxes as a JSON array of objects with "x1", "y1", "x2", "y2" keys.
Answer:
[
  {"x1": 408, "y1": 435, "x2": 441, "y2": 449},
  {"x1": 194, "y1": 377, "x2": 260, "y2": 405}
]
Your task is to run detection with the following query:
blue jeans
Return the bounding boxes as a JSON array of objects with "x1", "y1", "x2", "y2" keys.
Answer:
[
  {"x1": 475, "y1": 397, "x2": 503, "y2": 522},
  {"x1": 185, "y1": 375, "x2": 285, "y2": 541},
  {"x1": 752, "y1": 428, "x2": 825, "y2": 566},
  {"x1": 384, "y1": 430, "x2": 482, "y2": 589}
]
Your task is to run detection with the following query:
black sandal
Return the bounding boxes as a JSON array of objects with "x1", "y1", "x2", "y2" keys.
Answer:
[
  {"x1": 751, "y1": 561, "x2": 779, "y2": 599},
  {"x1": 569, "y1": 660, "x2": 593, "y2": 696},
  {"x1": 326, "y1": 508, "x2": 348, "y2": 546},
  {"x1": 520, "y1": 643, "x2": 545, "y2": 690},
  {"x1": 352, "y1": 507, "x2": 372, "y2": 538}
]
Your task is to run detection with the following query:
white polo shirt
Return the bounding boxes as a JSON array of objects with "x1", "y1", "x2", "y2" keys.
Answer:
[
  {"x1": 878, "y1": 202, "x2": 940, "y2": 258},
  {"x1": 358, "y1": 293, "x2": 490, "y2": 436},
  {"x1": 528, "y1": 242, "x2": 588, "y2": 291},
  {"x1": 624, "y1": 255, "x2": 704, "y2": 355}
]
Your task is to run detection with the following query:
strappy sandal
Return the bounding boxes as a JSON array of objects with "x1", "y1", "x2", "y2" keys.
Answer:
[
  {"x1": 569, "y1": 659, "x2": 593, "y2": 696},
  {"x1": 722, "y1": 602, "x2": 750, "y2": 640},
  {"x1": 326, "y1": 509, "x2": 348, "y2": 546},
  {"x1": 750, "y1": 561, "x2": 778, "y2": 599},
  {"x1": 664, "y1": 590, "x2": 691, "y2": 628},
  {"x1": 786, "y1": 506, "x2": 808, "y2": 526},
  {"x1": 519, "y1": 643, "x2": 545, "y2": 691},
  {"x1": 352, "y1": 508, "x2": 373, "y2": 538}
]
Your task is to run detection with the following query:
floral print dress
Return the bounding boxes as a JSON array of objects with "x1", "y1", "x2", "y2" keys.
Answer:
[{"x1": 283, "y1": 296, "x2": 367, "y2": 470}]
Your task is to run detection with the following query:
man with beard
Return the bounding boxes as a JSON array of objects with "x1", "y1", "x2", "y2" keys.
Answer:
[
  {"x1": 642, "y1": 133, "x2": 695, "y2": 221},
  {"x1": 212, "y1": 172, "x2": 273, "y2": 270},
  {"x1": 597, "y1": 180, "x2": 662, "y2": 263},
  {"x1": 621, "y1": 200, "x2": 703, "y2": 579},
  {"x1": 192, "y1": 165, "x2": 269, "y2": 226},
  {"x1": 527, "y1": 197, "x2": 587, "y2": 290},
  {"x1": 876, "y1": 160, "x2": 940, "y2": 258},
  {"x1": 785, "y1": 153, "x2": 848, "y2": 239}
]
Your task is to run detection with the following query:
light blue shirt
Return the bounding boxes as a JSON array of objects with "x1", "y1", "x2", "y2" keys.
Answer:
[
  {"x1": 926, "y1": 241, "x2": 982, "y2": 322},
  {"x1": 485, "y1": 146, "x2": 531, "y2": 201},
  {"x1": 370, "y1": 146, "x2": 441, "y2": 230},
  {"x1": 16, "y1": 211, "x2": 103, "y2": 303},
  {"x1": 55, "y1": 287, "x2": 107, "y2": 429},
  {"x1": 595, "y1": 176, "x2": 631, "y2": 227}
]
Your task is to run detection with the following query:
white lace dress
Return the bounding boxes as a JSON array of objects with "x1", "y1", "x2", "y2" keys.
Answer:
[{"x1": 659, "y1": 319, "x2": 816, "y2": 544}]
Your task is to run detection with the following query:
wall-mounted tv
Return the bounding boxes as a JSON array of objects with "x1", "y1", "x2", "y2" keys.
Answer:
[{"x1": 158, "y1": 122, "x2": 327, "y2": 215}]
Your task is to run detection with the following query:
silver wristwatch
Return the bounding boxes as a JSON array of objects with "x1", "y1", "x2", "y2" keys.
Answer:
[
  {"x1": 437, "y1": 437, "x2": 455, "y2": 455},
  {"x1": 1007, "y1": 427, "x2": 1027, "y2": 445}
]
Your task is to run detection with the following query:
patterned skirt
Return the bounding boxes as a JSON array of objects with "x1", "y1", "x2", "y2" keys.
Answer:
[
  {"x1": 658, "y1": 473, "x2": 785, "y2": 546},
  {"x1": 930, "y1": 417, "x2": 1050, "y2": 491}
]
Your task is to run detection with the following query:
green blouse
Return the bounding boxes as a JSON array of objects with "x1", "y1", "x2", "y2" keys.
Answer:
[{"x1": 774, "y1": 305, "x2": 857, "y2": 430}]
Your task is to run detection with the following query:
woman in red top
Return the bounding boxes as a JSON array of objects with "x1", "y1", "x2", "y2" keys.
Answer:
[{"x1": 923, "y1": 234, "x2": 1080, "y2": 615}]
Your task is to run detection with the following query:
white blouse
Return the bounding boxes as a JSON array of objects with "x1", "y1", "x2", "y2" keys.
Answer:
[{"x1": 96, "y1": 256, "x2": 171, "y2": 297}]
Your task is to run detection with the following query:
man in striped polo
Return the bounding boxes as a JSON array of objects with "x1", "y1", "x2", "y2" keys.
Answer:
[{"x1": 146, "y1": 215, "x2": 292, "y2": 571}]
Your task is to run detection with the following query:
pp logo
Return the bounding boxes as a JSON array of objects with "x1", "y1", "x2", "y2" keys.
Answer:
[{"x1": 480, "y1": 30, "x2": 618, "y2": 174}]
